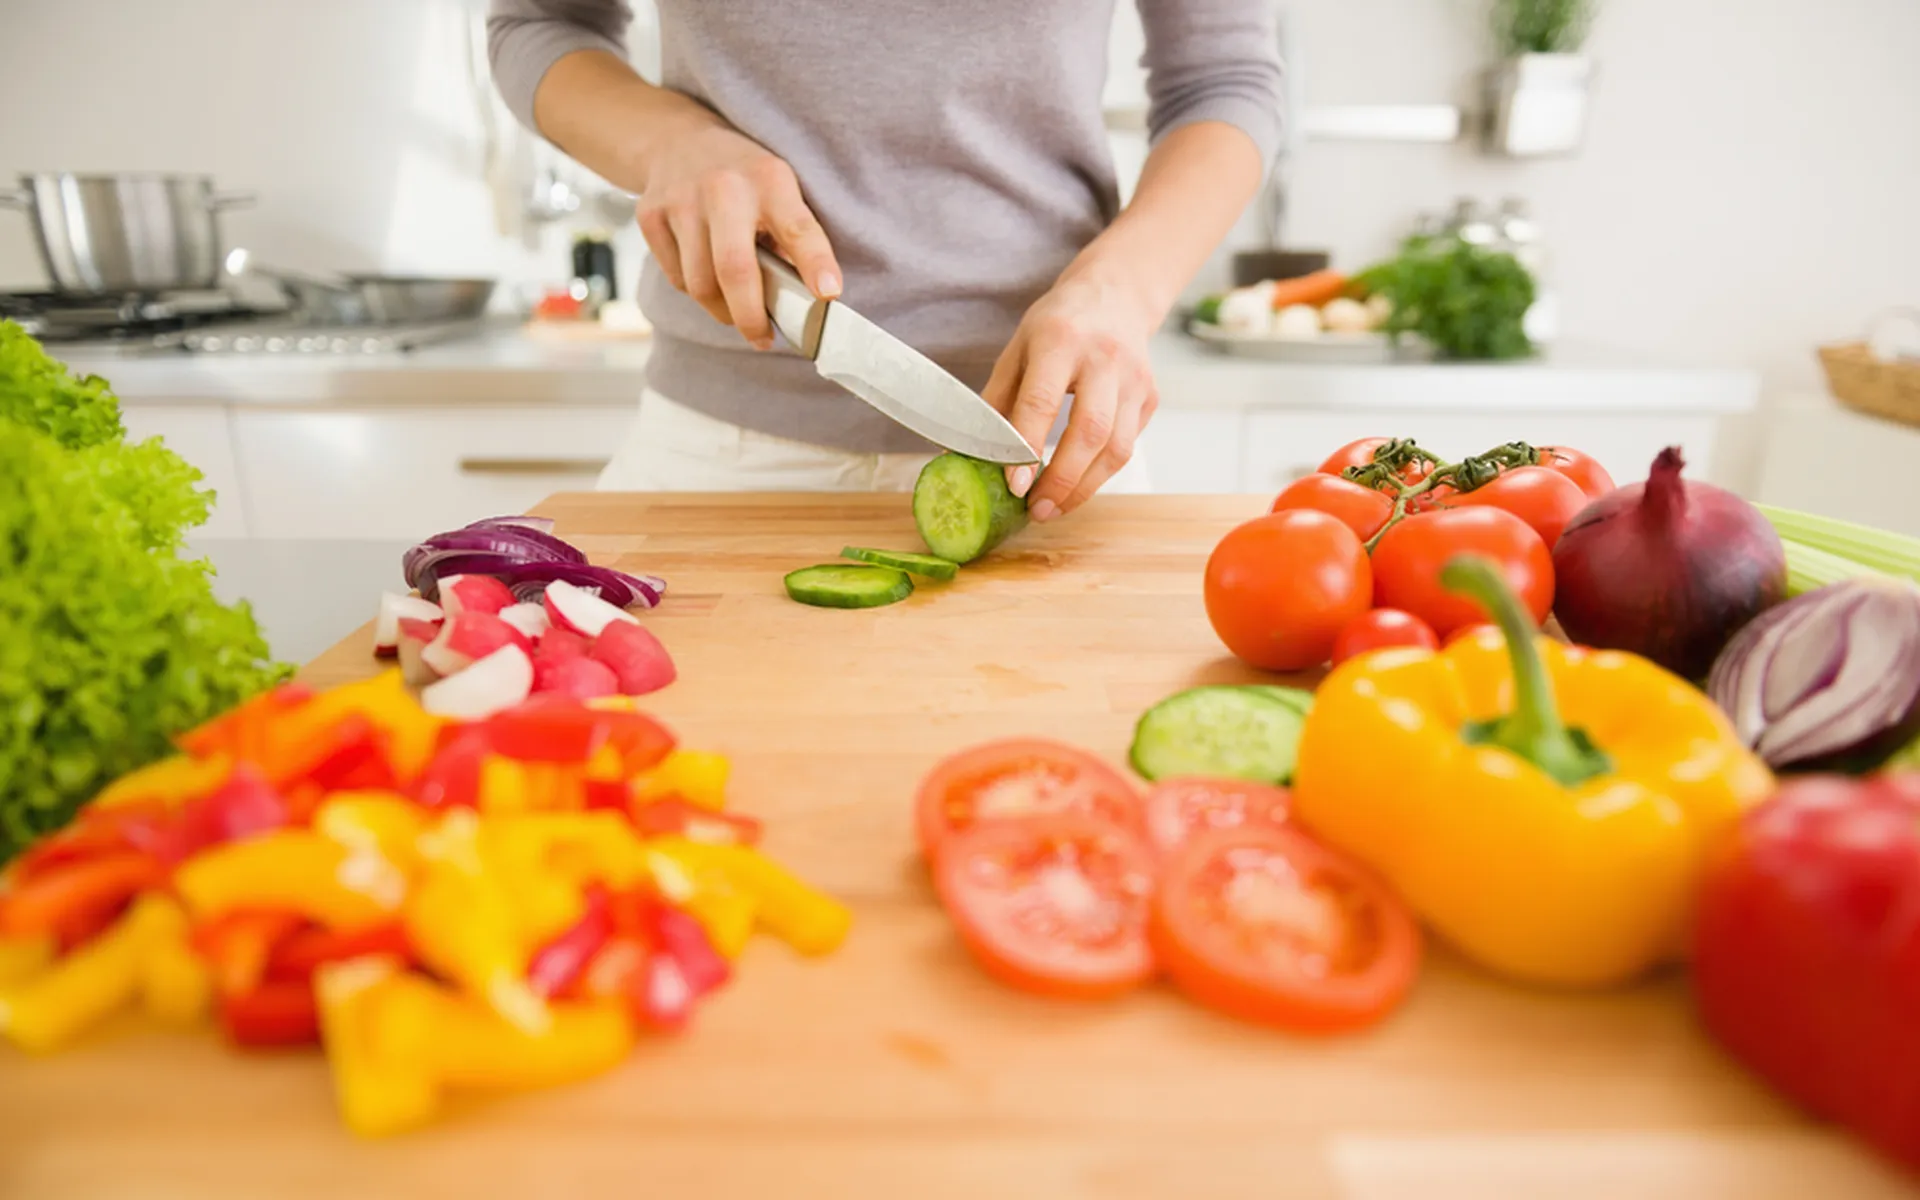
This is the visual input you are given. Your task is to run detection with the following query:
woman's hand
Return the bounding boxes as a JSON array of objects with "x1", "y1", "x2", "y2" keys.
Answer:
[
  {"x1": 983, "y1": 268, "x2": 1161, "y2": 522},
  {"x1": 635, "y1": 124, "x2": 842, "y2": 350}
]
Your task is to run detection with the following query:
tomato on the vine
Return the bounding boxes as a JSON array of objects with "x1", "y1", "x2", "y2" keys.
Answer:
[
  {"x1": 1369, "y1": 507, "x2": 1553, "y2": 638},
  {"x1": 1270, "y1": 474, "x2": 1394, "y2": 542},
  {"x1": 1537, "y1": 446, "x2": 1615, "y2": 500},
  {"x1": 1205, "y1": 511, "x2": 1372, "y2": 672},
  {"x1": 1441, "y1": 465, "x2": 1588, "y2": 549},
  {"x1": 1330, "y1": 608, "x2": 1440, "y2": 666}
]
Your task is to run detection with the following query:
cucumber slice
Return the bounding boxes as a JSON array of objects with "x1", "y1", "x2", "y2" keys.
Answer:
[
  {"x1": 912, "y1": 452, "x2": 1029, "y2": 565},
  {"x1": 784, "y1": 563, "x2": 914, "y2": 609},
  {"x1": 1129, "y1": 686, "x2": 1310, "y2": 784},
  {"x1": 840, "y1": 546, "x2": 960, "y2": 581},
  {"x1": 1240, "y1": 684, "x2": 1315, "y2": 717}
]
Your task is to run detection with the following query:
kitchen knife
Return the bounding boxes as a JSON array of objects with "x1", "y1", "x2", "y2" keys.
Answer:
[{"x1": 756, "y1": 247, "x2": 1040, "y2": 465}]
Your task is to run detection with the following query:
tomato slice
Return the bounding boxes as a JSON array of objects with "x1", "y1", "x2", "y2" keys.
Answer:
[
  {"x1": 1140, "y1": 778, "x2": 1291, "y2": 859},
  {"x1": 914, "y1": 739, "x2": 1143, "y2": 861},
  {"x1": 1151, "y1": 826, "x2": 1420, "y2": 1033},
  {"x1": 933, "y1": 813, "x2": 1156, "y2": 1001}
]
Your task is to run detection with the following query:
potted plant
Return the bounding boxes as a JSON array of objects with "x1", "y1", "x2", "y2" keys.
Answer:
[{"x1": 1482, "y1": 0, "x2": 1598, "y2": 157}]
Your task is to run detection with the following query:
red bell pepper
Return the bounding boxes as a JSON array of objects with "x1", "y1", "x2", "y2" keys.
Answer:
[
  {"x1": 582, "y1": 779, "x2": 632, "y2": 812},
  {"x1": 484, "y1": 696, "x2": 614, "y2": 764},
  {"x1": 191, "y1": 910, "x2": 307, "y2": 996},
  {"x1": 218, "y1": 979, "x2": 322, "y2": 1047},
  {"x1": 0, "y1": 852, "x2": 168, "y2": 949},
  {"x1": 414, "y1": 729, "x2": 489, "y2": 810},
  {"x1": 629, "y1": 798, "x2": 762, "y2": 845},
  {"x1": 1693, "y1": 773, "x2": 1920, "y2": 1176},
  {"x1": 272, "y1": 713, "x2": 392, "y2": 792},
  {"x1": 176, "y1": 683, "x2": 316, "y2": 760},
  {"x1": 591, "y1": 889, "x2": 731, "y2": 1030},
  {"x1": 526, "y1": 885, "x2": 614, "y2": 999},
  {"x1": 265, "y1": 921, "x2": 414, "y2": 983},
  {"x1": 10, "y1": 799, "x2": 174, "y2": 882}
]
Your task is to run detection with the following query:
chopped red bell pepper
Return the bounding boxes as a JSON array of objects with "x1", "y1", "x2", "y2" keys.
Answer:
[
  {"x1": 526, "y1": 885, "x2": 614, "y2": 998},
  {"x1": 629, "y1": 798, "x2": 762, "y2": 846},
  {"x1": 484, "y1": 696, "x2": 614, "y2": 764},
  {"x1": 600, "y1": 711, "x2": 676, "y2": 775},
  {"x1": 639, "y1": 896, "x2": 732, "y2": 996},
  {"x1": 272, "y1": 713, "x2": 392, "y2": 792},
  {"x1": 124, "y1": 764, "x2": 293, "y2": 867},
  {"x1": 582, "y1": 779, "x2": 632, "y2": 812},
  {"x1": 591, "y1": 889, "x2": 731, "y2": 1030},
  {"x1": 10, "y1": 799, "x2": 173, "y2": 883},
  {"x1": 176, "y1": 683, "x2": 316, "y2": 760},
  {"x1": 265, "y1": 921, "x2": 414, "y2": 983},
  {"x1": 191, "y1": 910, "x2": 307, "y2": 996},
  {"x1": 413, "y1": 729, "x2": 489, "y2": 810},
  {"x1": 0, "y1": 852, "x2": 168, "y2": 949},
  {"x1": 218, "y1": 979, "x2": 321, "y2": 1048}
]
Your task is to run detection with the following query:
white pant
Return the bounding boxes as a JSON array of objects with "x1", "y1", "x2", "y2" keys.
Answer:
[{"x1": 597, "y1": 388, "x2": 1152, "y2": 495}]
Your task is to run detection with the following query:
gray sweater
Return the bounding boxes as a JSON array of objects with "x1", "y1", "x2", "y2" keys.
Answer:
[{"x1": 490, "y1": 0, "x2": 1283, "y2": 452}]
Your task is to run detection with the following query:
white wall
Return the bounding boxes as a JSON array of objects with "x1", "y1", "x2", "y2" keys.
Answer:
[{"x1": 2, "y1": 0, "x2": 1915, "y2": 399}]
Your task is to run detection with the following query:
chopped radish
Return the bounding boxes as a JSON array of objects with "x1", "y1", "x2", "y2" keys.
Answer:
[
  {"x1": 439, "y1": 574, "x2": 515, "y2": 619},
  {"x1": 396, "y1": 618, "x2": 442, "y2": 687},
  {"x1": 534, "y1": 628, "x2": 593, "y2": 665},
  {"x1": 544, "y1": 579, "x2": 641, "y2": 638},
  {"x1": 422, "y1": 612, "x2": 533, "y2": 678},
  {"x1": 591, "y1": 620, "x2": 677, "y2": 695},
  {"x1": 421, "y1": 645, "x2": 534, "y2": 719},
  {"x1": 534, "y1": 655, "x2": 620, "y2": 699},
  {"x1": 373, "y1": 593, "x2": 443, "y2": 658},
  {"x1": 499, "y1": 602, "x2": 552, "y2": 640}
]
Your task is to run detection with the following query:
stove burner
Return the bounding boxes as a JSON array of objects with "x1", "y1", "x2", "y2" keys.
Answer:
[
  {"x1": 0, "y1": 288, "x2": 276, "y2": 345},
  {"x1": 1, "y1": 289, "x2": 485, "y2": 356}
]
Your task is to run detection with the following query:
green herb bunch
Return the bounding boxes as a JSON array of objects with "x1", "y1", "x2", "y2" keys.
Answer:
[
  {"x1": 0, "y1": 320, "x2": 286, "y2": 861},
  {"x1": 1356, "y1": 235, "x2": 1537, "y2": 362},
  {"x1": 1491, "y1": 0, "x2": 1596, "y2": 56}
]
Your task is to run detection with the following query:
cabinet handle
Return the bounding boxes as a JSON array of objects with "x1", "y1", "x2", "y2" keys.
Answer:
[{"x1": 458, "y1": 457, "x2": 609, "y2": 476}]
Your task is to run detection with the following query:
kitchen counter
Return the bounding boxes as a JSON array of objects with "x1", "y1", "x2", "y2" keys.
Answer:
[{"x1": 6, "y1": 492, "x2": 1906, "y2": 1200}]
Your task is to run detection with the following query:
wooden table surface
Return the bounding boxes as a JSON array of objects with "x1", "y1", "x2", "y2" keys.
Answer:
[{"x1": 4, "y1": 494, "x2": 1911, "y2": 1200}]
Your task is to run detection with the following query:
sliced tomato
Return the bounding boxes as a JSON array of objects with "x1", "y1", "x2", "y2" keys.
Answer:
[
  {"x1": 1151, "y1": 826, "x2": 1420, "y2": 1033},
  {"x1": 914, "y1": 739, "x2": 1143, "y2": 861},
  {"x1": 934, "y1": 813, "x2": 1156, "y2": 1001},
  {"x1": 1141, "y1": 778, "x2": 1291, "y2": 859}
]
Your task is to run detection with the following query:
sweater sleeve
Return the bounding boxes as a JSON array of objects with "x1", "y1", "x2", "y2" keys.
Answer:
[
  {"x1": 1134, "y1": 0, "x2": 1286, "y2": 167},
  {"x1": 487, "y1": 0, "x2": 634, "y2": 134}
]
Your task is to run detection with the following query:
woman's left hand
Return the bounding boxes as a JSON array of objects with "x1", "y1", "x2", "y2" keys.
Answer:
[{"x1": 982, "y1": 269, "x2": 1161, "y2": 522}]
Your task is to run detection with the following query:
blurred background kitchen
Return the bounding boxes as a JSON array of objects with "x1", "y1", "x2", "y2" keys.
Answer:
[{"x1": 2, "y1": 0, "x2": 1916, "y2": 629}]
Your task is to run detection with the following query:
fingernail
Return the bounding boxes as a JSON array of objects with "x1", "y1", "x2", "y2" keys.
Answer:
[
  {"x1": 1009, "y1": 466, "x2": 1035, "y2": 497},
  {"x1": 816, "y1": 271, "x2": 841, "y2": 298},
  {"x1": 1030, "y1": 498, "x2": 1058, "y2": 523},
  {"x1": 754, "y1": 336, "x2": 774, "y2": 351}
]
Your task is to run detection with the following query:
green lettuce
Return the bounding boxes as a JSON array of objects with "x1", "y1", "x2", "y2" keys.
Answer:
[{"x1": 0, "y1": 320, "x2": 286, "y2": 861}]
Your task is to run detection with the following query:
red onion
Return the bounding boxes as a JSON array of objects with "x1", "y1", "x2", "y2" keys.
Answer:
[
  {"x1": 1707, "y1": 578, "x2": 1920, "y2": 770},
  {"x1": 498, "y1": 562, "x2": 665, "y2": 609},
  {"x1": 1551, "y1": 447, "x2": 1787, "y2": 679},
  {"x1": 402, "y1": 518, "x2": 663, "y2": 608}
]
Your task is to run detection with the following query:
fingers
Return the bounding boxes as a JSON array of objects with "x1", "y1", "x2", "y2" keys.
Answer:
[
  {"x1": 1001, "y1": 340, "x2": 1077, "y2": 501},
  {"x1": 980, "y1": 331, "x2": 1039, "y2": 496},
  {"x1": 704, "y1": 175, "x2": 772, "y2": 348},
  {"x1": 636, "y1": 203, "x2": 684, "y2": 292},
  {"x1": 760, "y1": 164, "x2": 841, "y2": 299},
  {"x1": 1028, "y1": 356, "x2": 1123, "y2": 522},
  {"x1": 1057, "y1": 382, "x2": 1154, "y2": 515},
  {"x1": 666, "y1": 205, "x2": 730, "y2": 327}
]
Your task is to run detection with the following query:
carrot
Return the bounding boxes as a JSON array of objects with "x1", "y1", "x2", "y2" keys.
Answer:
[{"x1": 1268, "y1": 270, "x2": 1349, "y2": 310}]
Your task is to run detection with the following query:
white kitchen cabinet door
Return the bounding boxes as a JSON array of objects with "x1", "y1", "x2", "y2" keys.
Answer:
[
  {"x1": 1241, "y1": 411, "x2": 1722, "y2": 497},
  {"x1": 119, "y1": 406, "x2": 249, "y2": 537},
  {"x1": 1136, "y1": 409, "x2": 1247, "y2": 492},
  {"x1": 232, "y1": 408, "x2": 634, "y2": 540}
]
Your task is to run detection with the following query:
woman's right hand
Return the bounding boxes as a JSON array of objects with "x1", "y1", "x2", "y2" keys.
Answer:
[{"x1": 635, "y1": 124, "x2": 842, "y2": 350}]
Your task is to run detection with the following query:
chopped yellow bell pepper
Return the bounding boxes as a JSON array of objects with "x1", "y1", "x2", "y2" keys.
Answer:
[
  {"x1": 1292, "y1": 556, "x2": 1774, "y2": 989},
  {"x1": 633, "y1": 750, "x2": 730, "y2": 811},
  {"x1": 683, "y1": 887, "x2": 758, "y2": 960},
  {"x1": 130, "y1": 895, "x2": 211, "y2": 1025},
  {"x1": 0, "y1": 935, "x2": 55, "y2": 985},
  {"x1": 652, "y1": 840, "x2": 851, "y2": 956},
  {"x1": 408, "y1": 812, "x2": 548, "y2": 1035},
  {"x1": 370, "y1": 972, "x2": 633, "y2": 1090},
  {"x1": 478, "y1": 757, "x2": 589, "y2": 814},
  {"x1": 174, "y1": 830, "x2": 405, "y2": 928},
  {"x1": 0, "y1": 902, "x2": 147, "y2": 1052},
  {"x1": 315, "y1": 791, "x2": 431, "y2": 871},
  {"x1": 89, "y1": 752, "x2": 232, "y2": 811},
  {"x1": 316, "y1": 956, "x2": 440, "y2": 1139}
]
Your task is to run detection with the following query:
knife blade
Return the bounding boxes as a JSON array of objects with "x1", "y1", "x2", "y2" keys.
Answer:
[{"x1": 757, "y1": 247, "x2": 1040, "y2": 465}]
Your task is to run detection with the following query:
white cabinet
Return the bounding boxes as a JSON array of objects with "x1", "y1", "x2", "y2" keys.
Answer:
[
  {"x1": 230, "y1": 407, "x2": 633, "y2": 540},
  {"x1": 1755, "y1": 395, "x2": 1920, "y2": 538},
  {"x1": 1136, "y1": 409, "x2": 1246, "y2": 492},
  {"x1": 118, "y1": 405, "x2": 249, "y2": 537}
]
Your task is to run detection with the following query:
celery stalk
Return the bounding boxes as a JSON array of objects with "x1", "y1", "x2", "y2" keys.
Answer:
[
  {"x1": 1782, "y1": 539, "x2": 1889, "y2": 597},
  {"x1": 1758, "y1": 504, "x2": 1920, "y2": 584}
]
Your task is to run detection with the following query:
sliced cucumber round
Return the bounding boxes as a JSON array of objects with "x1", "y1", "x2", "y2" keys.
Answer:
[
  {"x1": 912, "y1": 452, "x2": 1029, "y2": 565},
  {"x1": 1129, "y1": 686, "x2": 1312, "y2": 784},
  {"x1": 784, "y1": 563, "x2": 914, "y2": 609},
  {"x1": 840, "y1": 546, "x2": 960, "y2": 581},
  {"x1": 1238, "y1": 684, "x2": 1316, "y2": 717}
]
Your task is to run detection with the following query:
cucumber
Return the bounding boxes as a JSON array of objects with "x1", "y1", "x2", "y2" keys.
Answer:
[
  {"x1": 784, "y1": 563, "x2": 914, "y2": 609},
  {"x1": 840, "y1": 546, "x2": 960, "y2": 582},
  {"x1": 912, "y1": 452, "x2": 1029, "y2": 565},
  {"x1": 1129, "y1": 686, "x2": 1310, "y2": 784},
  {"x1": 1240, "y1": 684, "x2": 1315, "y2": 717}
]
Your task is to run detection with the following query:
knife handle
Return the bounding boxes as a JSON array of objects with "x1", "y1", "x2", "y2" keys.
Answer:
[{"x1": 757, "y1": 246, "x2": 829, "y2": 357}]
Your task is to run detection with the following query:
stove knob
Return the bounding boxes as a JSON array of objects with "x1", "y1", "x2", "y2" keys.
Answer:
[
  {"x1": 199, "y1": 335, "x2": 225, "y2": 352},
  {"x1": 330, "y1": 337, "x2": 353, "y2": 353},
  {"x1": 266, "y1": 336, "x2": 289, "y2": 353},
  {"x1": 233, "y1": 336, "x2": 259, "y2": 352}
]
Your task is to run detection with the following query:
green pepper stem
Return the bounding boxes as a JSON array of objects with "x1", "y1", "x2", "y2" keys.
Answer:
[{"x1": 1441, "y1": 555, "x2": 1612, "y2": 787}]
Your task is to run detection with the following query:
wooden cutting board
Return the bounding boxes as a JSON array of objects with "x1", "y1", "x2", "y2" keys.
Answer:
[{"x1": 3, "y1": 494, "x2": 1909, "y2": 1200}]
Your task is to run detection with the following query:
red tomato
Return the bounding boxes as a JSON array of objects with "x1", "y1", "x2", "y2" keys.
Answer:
[
  {"x1": 1141, "y1": 778, "x2": 1292, "y2": 859},
  {"x1": 1204, "y1": 511, "x2": 1372, "y2": 672},
  {"x1": 1330, "y1": 608, "x2": 1440, "y2": 666},
  {"x1": 914, "y1": 739, "x2": 1143, "y2": 862},
  {"x1": 934, "y1": 813, "x2": 1156, "y2": 1001},
  {"x1": 1317, "y1": 438, "x2": 1441, "y2": 510},
  {"x1": 1537, "y1": 445, "x2": 1616, "y2": 500},
  {"x1": 1269, "y1": 474, "x2": 1395, "y2": 542},
  {"x1": 1442, "y1": 465, "x2": 1589, "y2": 549},
  {"x1": 1151, "y1": 825, "x2": 1422, "y2": 1033},
  {"x1": 1370, "y1": 507, "x2": 1554, "y2": 638}
]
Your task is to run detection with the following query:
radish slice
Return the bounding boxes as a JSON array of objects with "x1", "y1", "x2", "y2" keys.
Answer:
[
  {"x1": 439, "y1": 574, "x2": 516, "y2": 619},
  {"x1": 421, "y1": 645, "x2": 535, "y2": 719},
  {"x1": 499, "y1": 602, "x2": 552, "y2": 640},
  {"x1": 374, "y1": 593, "x2": 443, "y2": 657},
  {"x1": 534, "y1": 655, "x2": 621, "y2": 699},
  {"x1": 545, "y1": 579, "x2": 642, "y2": 638},
  {"x1": 396, "y1": 618, "x2": 442, "y2": 687},
  {"x1": 591, "y1": 620, "x2": 677, "y2": 695},
  {"x1": 422, "y1": 612, "x2": 533, "y2": 678}
]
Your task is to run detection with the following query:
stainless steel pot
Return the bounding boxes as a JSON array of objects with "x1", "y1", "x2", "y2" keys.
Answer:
[{"x1": 0, "y1": 173, "x2": 254, "y2": 295}]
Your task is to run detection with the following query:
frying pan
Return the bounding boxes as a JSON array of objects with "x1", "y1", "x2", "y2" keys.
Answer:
[{"x1": 225, "y1": 250, "x2": 495, "y2": 324}]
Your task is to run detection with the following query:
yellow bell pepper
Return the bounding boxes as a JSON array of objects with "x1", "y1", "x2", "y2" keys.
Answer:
[
  {"x1": 1292, "y1": 556, "x2": 1774, "y2": 989},
  {"x1": 315, "y1": 791, "x2": 431, "y2": 872},
  {"x1": 407, "y1": 811, "x2": 549, "y2": 1035},
  {"x1": 633, "y1": 750, "x2": 731, "y2": 811},
  {"x1": 174, "y1": 830, "x2": 406, "y2": 929},
  {"x1": 316, "y1": 956, "x2": 441, "y2": 1139},
  {"x1": 131, "y1": 894, "x2": 212, "y2": 1025},
  {"x1": 0, "y1": 934, "x2": 55, "y2": 985},
  {"x1": 478, "y1": 757, "x2": 590, "y2": 814},
  {"x1": 652, "y1": 839, "x2": 851, "y2": 956},
  {"x1": 89, "y1": 752, "x2": 233, "y2": 811},
  {"x1": 683, "y1": 887, "x2": 758, "y2": 960},
  {"x1": 370, "y1": 972, "x2": 633, "y2": 1090},
  {"x1": 0, "y1": 893, "x2": 192, "y2": 1052}
]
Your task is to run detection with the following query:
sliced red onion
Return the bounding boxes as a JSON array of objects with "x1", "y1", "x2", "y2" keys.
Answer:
[
  {"x1": 498, "y1": 562, "x2": 666, "y2": 609},
  {"x1": 1707, "y1": 579, "x2": 1920, "y2": 769},
  {"x1": 472, "y1": 515, "x2": 557, "y2": 534},
  {"x1": 401, "y1": 517, "x2": 658, "y2": 607}
]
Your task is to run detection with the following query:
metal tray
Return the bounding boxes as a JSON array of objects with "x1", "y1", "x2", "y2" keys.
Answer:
[{"x1": 1188, "y1": 321, "x2": 1433, "y2": 365}]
